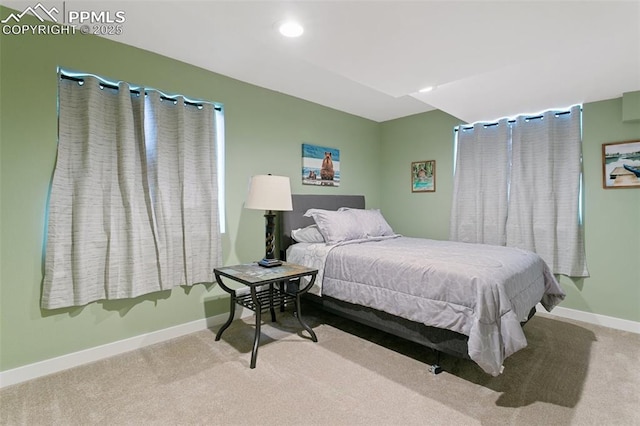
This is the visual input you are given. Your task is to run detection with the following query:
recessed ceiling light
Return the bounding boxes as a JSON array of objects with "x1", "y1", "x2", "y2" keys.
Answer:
[
  {"x1": 279, "y1": 21, "x2": 304, "y2": 38},
  {"x1": 419, "y1": 86, "x2": 434, "y2": 93}
]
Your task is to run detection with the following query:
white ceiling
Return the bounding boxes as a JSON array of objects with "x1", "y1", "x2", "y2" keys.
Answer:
[{"x1": 7, "y1": 0, "x2": 640, "y2": 123}]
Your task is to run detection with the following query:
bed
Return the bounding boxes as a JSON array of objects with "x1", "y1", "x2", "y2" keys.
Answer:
[{"x1": 280, "y1": 194, "x2": 565, "y2": 376}]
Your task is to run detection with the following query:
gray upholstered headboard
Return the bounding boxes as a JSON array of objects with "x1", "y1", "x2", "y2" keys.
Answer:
[{"x1": 279, "y1": 194, "x2": 365, "y2": 259}]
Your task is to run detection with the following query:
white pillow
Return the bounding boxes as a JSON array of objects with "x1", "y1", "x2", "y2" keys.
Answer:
[
  {"x1": 291, "y1": 225, "x2": 325, "y2": 243},
  {"x1": 338, "y1": 208, "x2": 395, "y2": 237},
  {"x1": 303, "y1": 209, "x2": 367, "y2": 243}
]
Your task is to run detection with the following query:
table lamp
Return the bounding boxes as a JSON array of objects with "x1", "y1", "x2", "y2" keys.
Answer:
[{"x1": 244, "y1": 174, "x2": 293, "y2": 267}]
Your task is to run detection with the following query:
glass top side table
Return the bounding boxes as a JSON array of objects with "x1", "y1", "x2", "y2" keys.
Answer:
[{"x1": 213, "y1": 262, "x2": 318, "y2": 368}]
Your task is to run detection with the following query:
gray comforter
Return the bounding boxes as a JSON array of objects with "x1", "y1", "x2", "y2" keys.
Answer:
[{"x1": 288, "y1": 236, "x2": 565, "y2": 376}]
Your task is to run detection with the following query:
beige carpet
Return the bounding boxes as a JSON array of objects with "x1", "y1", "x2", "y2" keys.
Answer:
[{"x1": 1, "y1": 303, "x2": 639, "y2": 425}]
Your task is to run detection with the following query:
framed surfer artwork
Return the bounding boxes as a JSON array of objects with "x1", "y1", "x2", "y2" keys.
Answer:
[
  {"x1": 411, "y1": 160, "x2": 435, "y2": 192},
  {"x1": 602, "y1": 140, "x2": 640, "y2": 189}
]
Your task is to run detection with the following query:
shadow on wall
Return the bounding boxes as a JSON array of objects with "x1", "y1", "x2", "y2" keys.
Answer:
[
  {"x1": 202, "y1": 295, "x2": 231, "y2": 323},
  {"x1": 39, "y1": 283, "x2": 225, "y2": 318},
  {"x1": 39, "y1": 289, "x2": 174, "y2": 319},
  {"x1": 234, "y1": 206, "x2": 268, "y2": 264},
  {"x1": 569, "y1": 276, "x2": 585, "y2": 292}
]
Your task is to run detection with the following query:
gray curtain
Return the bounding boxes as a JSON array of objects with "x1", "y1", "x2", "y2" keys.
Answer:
[
  {"x1": 450, "y1": 119, "x2": 510, "y2": 246},
  {"x1": 42, "y1": 76, "x2": 221, "y2": 309},
  {"x1": 145, "y1": 91, "x2": 222, "y2": 288},
  {"x1": 450, "y1": 105, "x2": 588, "y2": 277},
  {"x1": 506, "y1": 105, "x2": 588, "y2": 277},
  {"x1": 449, "y1": 106, "x2": 589, "y2": 277}
]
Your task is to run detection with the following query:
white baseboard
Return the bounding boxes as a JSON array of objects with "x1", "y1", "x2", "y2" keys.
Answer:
[
  {"x1": 536, "y1": 304, "x2": 640, "y2": 334},
  {"x1": 0, "y1": 307, "x2": 253, "y2": 389}
]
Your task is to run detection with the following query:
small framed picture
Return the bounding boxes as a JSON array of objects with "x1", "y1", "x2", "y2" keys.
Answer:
[
  {"x1": 411, "y1": 160, "x2": 436, "y2": 192},
  {"x1": 602, "y1": 140, "x2": 640, "y2": 189}
]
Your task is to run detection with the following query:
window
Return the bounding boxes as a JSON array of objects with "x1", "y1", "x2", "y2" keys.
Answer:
[
  {"x1": 42, "y1": 70, "x2": 224, "y2": 309},
  {"x1": 450, "y1": 105, "x2": 588, "y2": 277}
]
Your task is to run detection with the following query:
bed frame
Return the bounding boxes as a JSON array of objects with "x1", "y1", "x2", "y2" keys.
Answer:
[{"x1": 280, "y1": 194, "x2": 473, "y2": 373}]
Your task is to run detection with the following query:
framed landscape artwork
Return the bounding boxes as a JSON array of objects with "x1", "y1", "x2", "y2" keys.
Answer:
[
  {"x1": 602, "y1": 140, "x2": 640, "y2": 189},
  {"x1": 411, "y1": 160, "x2": 436, "y2": 192}
]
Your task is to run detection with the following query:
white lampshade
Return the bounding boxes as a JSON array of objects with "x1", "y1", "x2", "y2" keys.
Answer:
[{"x1": 244, "y1": 175, "x2": 293, "y2": 211}]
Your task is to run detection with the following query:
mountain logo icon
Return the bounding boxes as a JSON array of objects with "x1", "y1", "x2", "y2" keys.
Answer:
[{"x1": 1, "y1": 2, "x2": 59, "y2": 24}]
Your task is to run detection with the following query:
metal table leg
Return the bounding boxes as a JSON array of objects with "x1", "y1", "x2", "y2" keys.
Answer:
[
  {"x1": 294, "y1": 293, "x2": 317, "y2": 342},
  {"x1": 250, "y1": 286, "x2": 262, "y2": 368},
  {"x1": 291, "y1": 275, "x2": 318, "y2": 342},
  {"x1": 214, "y1": 273, "x2": 236, "y2": 341},
  {"x1": 215, "y1": 293, "x2": 236, "y2": 341},
  {"x1": 268, "y1": 283, "x2": 276, "y2": 322}
]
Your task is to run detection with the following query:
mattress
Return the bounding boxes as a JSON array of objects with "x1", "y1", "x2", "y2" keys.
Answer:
[{"x1": 287, "y1": 236, "x2": 565, "y2": 375}]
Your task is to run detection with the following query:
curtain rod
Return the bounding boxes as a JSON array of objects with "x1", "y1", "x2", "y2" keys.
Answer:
[
  {"x1": 60, "y1": 73, "x2": 222, "y2": 111},
  {"x1": 455, "y1": 109, "x2": 573, "y2": 132}
]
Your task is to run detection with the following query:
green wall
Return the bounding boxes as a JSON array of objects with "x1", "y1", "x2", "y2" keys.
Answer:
[
  {"x1": 380, "y1": 101, "x2": 640, "y2": 323},
  {"x1": 1, "y1": 7, "x2": 638, "y2": 374},
  {"x1": 0, "y1": 10, "x2": 380, "y2": 372},
  {"x1": 575, "y1": 100, "x2": 640, "y2": 320},
  {"x1": 379, "y1": 110, "x2": 463, "y2": 240}
]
